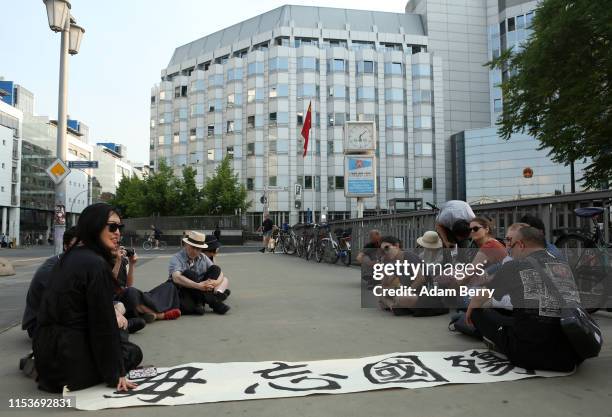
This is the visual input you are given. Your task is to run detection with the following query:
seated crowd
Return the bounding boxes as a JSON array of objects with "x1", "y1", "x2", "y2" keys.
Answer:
[
  {"x1": 19, "y1": 199, "x2": 597, "y2": 393},
  {"x1": 358, "y1": 199, "x2": 594, "y2": 373},
  {"x1": 20, "y1": 203, "x2": 231, "y2": 393}
]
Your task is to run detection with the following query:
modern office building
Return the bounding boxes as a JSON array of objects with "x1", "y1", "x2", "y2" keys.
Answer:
[
  {"x1": 448, "y1": 0, "x2": 591, "y2": 202},
  {"x1": 0, "y1": 98, "x2": 22, "y2": 245},
  {"x1": 93, "y1": 144, "x2": 135, "y2": 196},
  {"x1": 151, "y1": 4, "x2": 458, "y2": 226}
]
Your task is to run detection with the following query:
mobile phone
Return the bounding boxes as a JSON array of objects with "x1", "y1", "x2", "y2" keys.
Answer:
[{"x1": 128, "y1": 366, "x2": 157, "y2": 379}]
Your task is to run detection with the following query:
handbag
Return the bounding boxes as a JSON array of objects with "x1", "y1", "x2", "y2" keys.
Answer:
[{"x1": 526, "y1": 257, "x2": 603, "y2": 360}]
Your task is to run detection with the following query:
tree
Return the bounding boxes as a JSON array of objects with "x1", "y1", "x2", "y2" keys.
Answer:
[
  {"x1": 200, "y1": 155, "x2": 251, "y2": 215},
  {"x1": 175, "y1": 166, "x2": 202, "y2": 215},
  {"x1": 111, "y1": 175, "x2": 146, "y2": 217},
  {"x1": 142, "y1": 159, "x2": 181, "y2": 216},
  {"x1": 490, "y1": 0, "x2": 612, "y2": 188}
]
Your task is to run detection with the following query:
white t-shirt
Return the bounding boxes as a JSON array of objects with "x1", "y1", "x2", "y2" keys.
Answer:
[{"x1": 436, "y1": 200, "x2": 475, "y2": 229}]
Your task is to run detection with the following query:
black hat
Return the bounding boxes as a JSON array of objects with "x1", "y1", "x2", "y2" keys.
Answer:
[{"x1": 204, "y1": 235, "x2": 221, "y2": 251}]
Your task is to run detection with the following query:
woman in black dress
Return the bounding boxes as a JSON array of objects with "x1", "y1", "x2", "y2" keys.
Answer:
[{"x1": 34, "y1": 203, "x2": 141, "y2": 393}]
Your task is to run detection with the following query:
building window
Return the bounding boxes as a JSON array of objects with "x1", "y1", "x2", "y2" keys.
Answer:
[
  {"x1": 269, "y1": 112, "x2": 277, "y2": 124},
  {"x1": 412, "y1": 64, "x2": 431, "y2": 78},
  {"x1": 269, "y1": 84, "x2": 288, "y2": 98},
  {"x1": 247, "y1": 62, "x2": 264, "y2": 75},
  {"x1": 423, "y1": 177, "x2": 433, "y2": 190},
  {"x1": 226, "y1": 121, "x2": 235, "y2": 133},
  {"x1": 207, "y1": 149, "x2": 215, "y2": 161},
  {"x1": 247, "y1": 142, "x2": 255, "y2": 156},
  {"x1": 331, "y1": 59, "x2": 345, "y2": 72},
  {"x1": 508, "y1": 17, "x2": 516, "y2": 32},
  {"x1": 328, "y1": 85, "x2": 347, "y2": 98},
  {"x1": 295, "y1": 37, "x2": 318, "y2": 48},
  {"x1": 394, "y1": 177, "x2": 405, "y2": 190},
  {"x1": 227, "y1": 146, "x2": 234, "y2": 159},
  {"x1": 269, "y1": 176, "x2": 277, "y2": 187},
  {"x1": 494, "y1": 98, "x2": 502, "y2": 112},
  {"x1": 386, "y1": 115, "x2": 404, "y2": 129},
  {"x1": 415, "y1": 143, "x2": 433, "y2": 156},
  {"x1": 269, "y1": 57, "x2": 289, "y2": 71},
  {"x1": 297, "y1": 56, "x2": 319, "y2": 71},
  {"x1": 247, "y1": 178, "x2": 254, "y2": 190},
  {"x1": 297, "y1": 112, "x2": 304, "y2": 125},
  {"x1": 412, "y1": 90, "x2": 432, "y2": 104},
  {"x1": 414, "y1": 116, "x2": 432, "y2": 129},
  {"x1": 335, "y1": 176, "x2": 344, "y2": 189},
  {"x1": 226, "y1": 68, "x2": 243, "y2": 81},
  {"x1": 304, "y1": 175, "x2": 313, "y2": 189},
  {"x1": 247, "y1": 116, "x2": 255, "y2": 129},
  {"x1": 150, "y1": 96, "x2": 156, "y2": 104},
  {"x1": 526, "y1": 11, "x2": 534, "y2": 28},
  {"x1": 207, "y1": 124, "x2": 215, "y2": 137},
  {"x1": 357, "y1": 87, "x2": 376, "y2": 100},
  {"x1": 385, "y1": 88, "x2": 404, "y2": 102},
  {"x1": 356, "y1": 60, "x2": 375, "y2": 73},
  {"x1": 297, "y1": 84, "x2": 318, "y2": 98},
  {"x1": 190, "y1": 128, "x2": 197, "y2": 142},
  {"x1": 173, "y1": 132, "x2": 180, "y2": 143},
  {"x1": 384, "y1": 62, "x2": 403, "y2": 75},
  {"x1": 517, "y1": 14, "x2": 525, "y2": 30}
]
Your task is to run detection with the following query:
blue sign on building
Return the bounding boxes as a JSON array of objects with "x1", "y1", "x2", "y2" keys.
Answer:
[{"x1": 0, "y1": 81, "x2": 14, "y2": 105}]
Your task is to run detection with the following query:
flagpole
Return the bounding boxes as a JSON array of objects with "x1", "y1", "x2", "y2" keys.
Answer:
[{"x1": 311, "y1": 100, "x2": 315, "y2": 224}]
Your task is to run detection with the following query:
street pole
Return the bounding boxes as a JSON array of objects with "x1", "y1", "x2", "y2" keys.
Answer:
[{"x1": 53, "y1": 17, "x2": 70, "y2": 255}]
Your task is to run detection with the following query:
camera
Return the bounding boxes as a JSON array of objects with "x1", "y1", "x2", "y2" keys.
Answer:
[{"x1": 124, "y1": 247, "x2": 135, "y2": 258}]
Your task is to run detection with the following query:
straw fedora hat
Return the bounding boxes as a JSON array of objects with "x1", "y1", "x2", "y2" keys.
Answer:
[
  {"x1": 416, "y1": 231, "x2": 442, "y2": 249},
  {"x1": 182, "y1": 231, "x2": 208, "y2": 249}
]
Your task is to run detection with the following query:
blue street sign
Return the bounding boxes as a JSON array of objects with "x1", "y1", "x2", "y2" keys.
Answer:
[{"x1": 68, "y1": 160, "x2": 99, "y2": 169}]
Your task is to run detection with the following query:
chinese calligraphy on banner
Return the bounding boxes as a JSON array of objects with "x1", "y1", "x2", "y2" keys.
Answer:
[{"x1": 68, "y1": 350, "x2": 573, "y2": 410}]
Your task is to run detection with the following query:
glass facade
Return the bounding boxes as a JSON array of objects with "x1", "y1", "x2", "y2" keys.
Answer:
[{"x1": 463, "y1": 128, "x2": 588, "y2": 203}]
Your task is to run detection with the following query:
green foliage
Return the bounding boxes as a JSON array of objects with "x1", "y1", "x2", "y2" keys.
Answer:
[
  {"x1": 200, "y1": 155, "x2": 252, "y2": 215},
  {"x1": 490, "y1": 0, "x2": 612, "y2": 188},
  {"x1": 110, "y1": 157, "x2": 250, "y2": 217}
]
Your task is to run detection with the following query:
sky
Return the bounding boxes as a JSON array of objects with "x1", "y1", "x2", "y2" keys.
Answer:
[{"x1": 1, "y1": 0, "x2": 407, "y2": 164}]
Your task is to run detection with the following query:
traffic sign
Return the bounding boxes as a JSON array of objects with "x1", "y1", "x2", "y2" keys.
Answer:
[
  {"x1": 45, "y1": 159, "x2": 71, "y2": 185},
  {"x1": 294, "y1": 184, "x2": 302, "y2": 200},
  {"x1": 68, "y1": 160, "x2": 99, "y2": 169}
]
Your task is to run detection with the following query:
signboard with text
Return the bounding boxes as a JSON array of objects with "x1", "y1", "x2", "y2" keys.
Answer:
[
  {"x1": 68, "y1": 160, "x2": 99, "y2": 169},
  {"x1": 344, "y1": 156, "x2": 376, "y2": 198}
]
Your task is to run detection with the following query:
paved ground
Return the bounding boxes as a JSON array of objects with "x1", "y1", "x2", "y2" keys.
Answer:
[{"x1": 0, "y1": 250, "x2": 611, "y2": 416}]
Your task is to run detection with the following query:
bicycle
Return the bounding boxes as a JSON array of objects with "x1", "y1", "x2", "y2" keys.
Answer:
[
  {"x1": 554, "y1": 206, "x2": 612, "y2": 313},
  {"x1": 282, "y1": 226, "x2": 297, "y2": 255},
  {"x1": 315, "y1": 225, "x2": 351, "y2": 265},
  {"x1": 142, "y1": 234, "x2": 168, "y2": 250}
]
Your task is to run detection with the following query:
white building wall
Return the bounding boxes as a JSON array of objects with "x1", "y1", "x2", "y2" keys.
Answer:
[{"x1": 0, "y1": 100, "x2": 22, "y2": 243}]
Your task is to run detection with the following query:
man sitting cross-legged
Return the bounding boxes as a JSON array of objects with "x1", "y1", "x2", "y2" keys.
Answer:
[{"x1": 169, "y1": 231, "x2": 230, "y2": 315}]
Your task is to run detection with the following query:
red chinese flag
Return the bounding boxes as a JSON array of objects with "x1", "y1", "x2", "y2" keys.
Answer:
[{"x1": 301, "y1": 101, "x2": 312, "y2": 157}]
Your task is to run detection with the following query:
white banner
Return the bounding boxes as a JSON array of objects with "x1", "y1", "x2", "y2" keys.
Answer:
[{"x1": 68, "y1": 350, "x2": 573, "y2": 410}]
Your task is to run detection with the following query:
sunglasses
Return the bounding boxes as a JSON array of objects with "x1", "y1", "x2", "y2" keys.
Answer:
[
  {"x1": 107, "y1": 223, "x2": 125, "y2": 233},
  {"x1": 470, "y1": 226, "x2": 483, "y2": 233}
]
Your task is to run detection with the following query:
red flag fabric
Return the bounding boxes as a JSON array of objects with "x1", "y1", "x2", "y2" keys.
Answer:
[{"x1": 301, "y1": 102, "x2": 312, "y2": 157}]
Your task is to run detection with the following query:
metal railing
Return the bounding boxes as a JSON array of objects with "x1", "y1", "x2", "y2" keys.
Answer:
[
  {"x1": 123, "y1": 215, "x2": 242, "y2": 233},
  {"x1": 328, "y1": 190, "x2": 612, "y2": 253}
]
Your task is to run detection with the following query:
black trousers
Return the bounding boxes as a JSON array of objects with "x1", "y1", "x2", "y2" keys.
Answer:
[
  {"x1": 471, "y1": 309, "x2": 580, "y2": 372},
  {"x1": 116, "y1": 287, "x2": 144, "y2": 318},
  {"x1": 179, "y1": 266, "x2": 222, "y2": 314}
]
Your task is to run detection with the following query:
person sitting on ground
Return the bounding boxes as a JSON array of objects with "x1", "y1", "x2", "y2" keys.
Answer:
[
  {"x1": 466, "y1": 226, "x2": 583, "y2": 372},
  {"x1": 21, "y1": 226, "x2": 78, "y2": 339},
  {"x1": 435, "y1": 200, "x2": 475, "y2": 249},
  {"x1": 202, "y1": 235, "x2": 231, "y2": 301},
  {"x1": 259, "y1": 214, "x2": 274, "y2": 253},
  {"x1": 111, "y1": 245, "x2": 169, "y2": 330},
  {"x1": 357, "y1": 229, "x2": 383, "y2": 289},
  {"x1": 34, "y1": 203, "x2": 142, "y2": 393},
  {"x1": 169, "y1": 231, "x2": 230, "y2": 315},
  {"x1": 468, "y1": 217, "x2": 507, "y2": 270},
  {"x1": 519, "y1": 214, "x2": 565, "y2": 260}
]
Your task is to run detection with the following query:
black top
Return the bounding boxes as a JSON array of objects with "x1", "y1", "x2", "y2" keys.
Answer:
[
  {"x1": 34, "y1": 246, "x2": 125, "y2": 392},
  {"x1": 114, "y1": 257, "x2": 129, "y2": 293},
  {"x1": 262, "y1": 218, "x2": 274, "y2": 232},
  {"x1": 22, "y1": 255, "x2": 60, "y2": 335}
]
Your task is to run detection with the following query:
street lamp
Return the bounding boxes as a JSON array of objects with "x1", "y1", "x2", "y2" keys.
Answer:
[{"x1": 43, "y1": 0, "x2": 85, "y2": 254}]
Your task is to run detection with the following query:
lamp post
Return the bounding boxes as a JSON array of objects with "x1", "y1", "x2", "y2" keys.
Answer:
[{"x1": 43, "y1": 0, "x2": 85, "y2": 255}]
